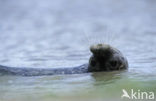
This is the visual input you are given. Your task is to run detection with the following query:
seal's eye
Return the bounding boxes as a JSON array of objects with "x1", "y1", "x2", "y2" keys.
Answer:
[
  {"x1": 91, "y1": 60, "x2": 96, "y2": 67},
  {"x1": 110, "y1": 60, "x2": 118, "y2": 67}
]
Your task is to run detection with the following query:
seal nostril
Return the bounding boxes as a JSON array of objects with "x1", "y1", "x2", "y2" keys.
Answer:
[{"x1": 97, "y1": 44, "x2": 103, "y2": 46}]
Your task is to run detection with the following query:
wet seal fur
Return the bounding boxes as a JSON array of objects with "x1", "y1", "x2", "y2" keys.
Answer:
[
  {"x1": 88, "y1": 44, "x2": 128, "y2": 72},
  {"x1": 0, "y1": 44, "x2": 128, "y2": 76}
]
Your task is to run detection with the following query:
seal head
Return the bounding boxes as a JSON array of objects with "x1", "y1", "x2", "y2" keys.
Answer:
[{"x1": 88, "y1": 44, "x2": 128, "y2": 72}]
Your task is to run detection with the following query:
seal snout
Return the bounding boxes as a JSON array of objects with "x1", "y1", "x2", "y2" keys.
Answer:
[{"x1": 90, "y1": 43, "x2": 112, "y2": 57}]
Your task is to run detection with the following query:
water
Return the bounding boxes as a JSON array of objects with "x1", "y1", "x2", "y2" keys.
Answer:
[{"x1": 0, "y1": 0, "x2": 156, "y2": 101}]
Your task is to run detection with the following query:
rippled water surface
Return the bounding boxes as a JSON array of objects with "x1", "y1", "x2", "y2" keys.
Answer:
[{"x1": 0, "y1": 0, "x2": 156, "y2": 101}]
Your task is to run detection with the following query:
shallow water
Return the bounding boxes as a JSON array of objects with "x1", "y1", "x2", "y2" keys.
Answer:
[{"x1": 0, "y1": 0, "x2": 156, "y2": 101}]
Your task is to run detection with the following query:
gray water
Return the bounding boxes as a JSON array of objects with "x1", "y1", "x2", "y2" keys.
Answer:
[{"x1": 0, "y1": 0, "x2": 156, "y2": 101}]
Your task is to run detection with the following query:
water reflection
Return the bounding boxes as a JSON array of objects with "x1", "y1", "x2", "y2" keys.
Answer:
[{"x1": 91, "y1": 71, "x2": 124, "y2": 85}]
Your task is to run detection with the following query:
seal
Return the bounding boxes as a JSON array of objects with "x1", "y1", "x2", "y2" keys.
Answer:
[
  {"x1": 88, "y1": 44, "x2": 128, "y2": 72},
  {"x1": 0, "y1": 44, "x2": 128, "y2": 76}
]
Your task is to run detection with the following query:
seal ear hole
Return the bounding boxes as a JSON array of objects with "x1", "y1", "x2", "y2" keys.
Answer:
[{"x1": 110, "y1": 60, "x2": 118, "y2": 67}]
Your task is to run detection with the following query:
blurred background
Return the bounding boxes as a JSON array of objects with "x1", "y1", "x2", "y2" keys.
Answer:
[{"x1": 0, "y1": 0, "x2": 156, "y2": 101}]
